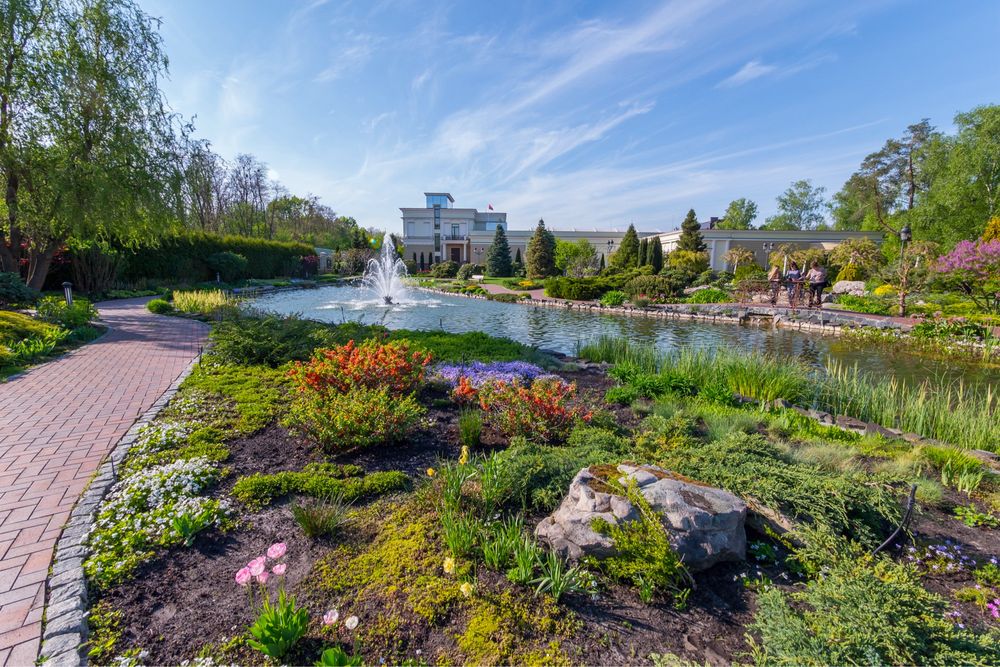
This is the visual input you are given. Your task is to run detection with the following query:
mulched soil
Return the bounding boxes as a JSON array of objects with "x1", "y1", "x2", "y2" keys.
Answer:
[{"x1": 93, "y1": 363, "x2": 999, "y2": 666}]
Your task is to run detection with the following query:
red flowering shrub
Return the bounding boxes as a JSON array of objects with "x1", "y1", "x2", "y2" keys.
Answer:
[
  {"x1": 472, "y1": 377, "x2": 591, "y2": 443},
  {"x1": 289, "y1": 339, "x2": 432, "y2": 398}
]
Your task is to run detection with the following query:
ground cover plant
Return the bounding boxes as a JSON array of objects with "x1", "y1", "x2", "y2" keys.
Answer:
[
  {"x1": 84, "y1": 317, "x2": 1000, "y2": 666},
  {"x1": 0, "y1": 301, "x2": 103, "y2": 378}
]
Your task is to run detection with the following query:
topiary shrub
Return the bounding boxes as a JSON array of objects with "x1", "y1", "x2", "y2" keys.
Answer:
[
  {"x1": 206, "y1": 251, "x2": 249, "y2": 283},
  {"x1": 430, "y1": 260, "x2": 459, "y2": 278},
  {"x1": 623, "y1": 275, "x2": 679, "y2": 301},
  {"x1": 147, "y1": 299, "x2": 173, "y2": 314},
  {"x1": 0, "y1": 273, "x2": 38, "y2": 307},
  {"x1": 835, "y1": 263, "x2": 862, "y2": 282}
]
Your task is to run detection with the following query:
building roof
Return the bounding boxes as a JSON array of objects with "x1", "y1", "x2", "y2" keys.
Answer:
[{"x1": 423, "y1": 192, "x2": 455, "y2": 202}]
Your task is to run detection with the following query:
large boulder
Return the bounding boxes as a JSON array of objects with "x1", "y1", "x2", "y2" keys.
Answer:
[
  {"x1": 534, "y1": 464, "x2": 747, "y2": 571},
  {"x1": 831, "y1": 280, "x2": 867, "y2": 297}
]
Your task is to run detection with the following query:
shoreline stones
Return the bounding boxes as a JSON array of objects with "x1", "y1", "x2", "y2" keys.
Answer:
[{"x1": 535, "y1": 464, "x2": 747, "y2": 572}]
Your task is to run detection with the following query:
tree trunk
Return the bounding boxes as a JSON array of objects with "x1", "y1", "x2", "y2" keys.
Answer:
[
  {"x1": 1, "y1": 172, "x2": 21, "y2": 274},
  {"x1": 26, "y1": 245, "x2": 56, "y2": 290}
]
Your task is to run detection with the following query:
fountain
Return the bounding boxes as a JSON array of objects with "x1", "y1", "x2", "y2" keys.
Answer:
[{"x1": 361, "y1": 241, "x2": 408, "y2": 304}]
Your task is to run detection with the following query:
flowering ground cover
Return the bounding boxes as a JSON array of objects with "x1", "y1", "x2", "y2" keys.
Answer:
[{"x1": 81, "y1": 314, "x2": 1000, "y2": 665}]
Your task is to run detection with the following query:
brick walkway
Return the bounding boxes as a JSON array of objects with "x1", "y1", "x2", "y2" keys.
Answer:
[{"x1": 0, "y1": 298, "x2": 207, "y2": 666}]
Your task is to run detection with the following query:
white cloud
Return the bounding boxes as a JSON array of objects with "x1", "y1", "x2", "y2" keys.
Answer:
[
  {"x1": 411, "y1": 68, "x2": 432, "y2": 92},
  {"x1": 718, "y1": 59, "x2": 778, "y2": 88},
  {"x1": 314, "y1": 32, "x2": 378, "y2": 82}
]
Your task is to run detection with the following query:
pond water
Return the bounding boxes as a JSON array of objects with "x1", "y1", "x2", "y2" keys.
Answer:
[{"x1": 252, "y1": 284, "x2": 999, "y2": 389}]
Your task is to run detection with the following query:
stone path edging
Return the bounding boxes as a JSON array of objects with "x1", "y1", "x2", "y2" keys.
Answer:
[{"x1": 37, "y1": 354, "x2": 202, "y2": 667}]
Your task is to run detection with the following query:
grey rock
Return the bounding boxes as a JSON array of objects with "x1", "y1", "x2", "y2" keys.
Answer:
[
  {"x1": 39, "y1": 632, "x2": 83, "y2": 664},
  {"x1": 772, "y1": 398, "x2": 793, "y2": 409},
  {"x1": 807, "y1": 409, "x2": 834, "y2": 425},
  {"x1": 865, "y1": 422, "x2": 901, "y2": 439},
  {"x1": 43, "y1": 608, "x2": 85, "y2": 640},
  {"x1": 835, "y1": 414, "x2": 869, "y2": 435},
  {"x1": 535, "y1": 465, "x2": 746, "y2": 571},
  {"x1": 902, "y1": 432, "x2": 925, "y2": 444},
  {"x1": 48, "y1": 579, "x2": 87, "y2": 606},
  {"x1": 45, "y1": 596, "x2": 85, "y2": 621},
  {"x1": 831, "y1": 280, "x2": 867, "y2": 296},
  {"x1": 51, "y1": 557, "x2": 83, "y2": 578}
]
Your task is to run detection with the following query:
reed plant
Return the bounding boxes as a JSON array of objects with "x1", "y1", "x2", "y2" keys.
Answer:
[{"x1": 819, "y1": 362, "x2": 998, "y2": 451}]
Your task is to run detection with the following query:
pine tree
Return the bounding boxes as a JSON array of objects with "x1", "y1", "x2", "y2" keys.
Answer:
[
  {"x1": 419, "y1": 252, "x2": 425, "y2": 271},
  {"x1": 609, "y1": 224, "x2": 640, "y2": 271},
  {"x1": 526, "y1": 219, "x2": 556, "y2": 278},
  {"x1": 485, "y1": 225, "x2": 513, "y2": 277},
  {"x1": 638, "y1": 238, "x2": 648, "y2": 266},
  {"x1": 515, "y1": 248, "x2": 522, "y2": 264},
  {"x1": 677, "y1": 209, "x2": 706, "y2": 252},
  {"x1": 649, "y1": 238, "x2": 663, "y2": 273},
  {"x1": 599, "y1": 253, "x2": 606, "y2": 272}
]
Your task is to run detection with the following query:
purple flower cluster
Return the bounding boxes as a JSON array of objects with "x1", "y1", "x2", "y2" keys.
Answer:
[
  {"x1": 903, "y1": 541, "x2": 975, "y2": 575},
  {"x1": 433, "y1": 361, "x2": 554, "y2": 388},
  {"x1": 934, "y1": 239, "x2": 1000, "y2": 278}
]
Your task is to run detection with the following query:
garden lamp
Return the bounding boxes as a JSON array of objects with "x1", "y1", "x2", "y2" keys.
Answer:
[
  {"x1": 900, "y1": 224, "x2": 911, "y2": 245},
  {"x1": 62, "y1": 282, "x2": 73, "y2": 306}
]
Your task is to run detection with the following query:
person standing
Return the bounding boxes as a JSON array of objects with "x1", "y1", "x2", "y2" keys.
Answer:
[
  {"x1": 805, "y1": 260, "x2": 828, "y2": 308},
  {"x1": 785, "y1": 261, "x2": 802, "y2": 306},
  {"x1": 767, "y1": 264, "x2": 782, "y2": 305}
]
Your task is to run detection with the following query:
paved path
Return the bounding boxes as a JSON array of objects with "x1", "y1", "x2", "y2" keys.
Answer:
[{"x1": 0, "y1": 298, "x2": 207, "y2": 666}]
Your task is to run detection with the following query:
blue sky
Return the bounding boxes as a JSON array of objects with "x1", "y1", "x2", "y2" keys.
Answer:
[{"x1": 141, "y1": 0, "x2": 999, "y2": 233}]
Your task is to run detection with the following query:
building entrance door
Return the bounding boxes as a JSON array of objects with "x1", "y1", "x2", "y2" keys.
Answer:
[{"x1": 450, "y1": 247, "x2": 461, "y2": 263}]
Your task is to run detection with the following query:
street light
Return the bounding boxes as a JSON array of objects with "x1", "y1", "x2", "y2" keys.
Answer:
[
  {"x1": 62, "y1": 282, "x2": 73, "y2": 306},
  {"x1": 897, "y1": 225, "x2": 912, "y2": 317},
  {"x1": 474, "y1": 247, "x2": 483, "y2": 264}
]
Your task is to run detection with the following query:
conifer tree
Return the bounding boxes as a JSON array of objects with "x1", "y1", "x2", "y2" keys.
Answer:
[
  {"x1": 677, "y1": 209, "x2": 706, "y2": 252},
  {"x1": 649, "y1": 238, "x2": 663, "y2": 273},
  {"x1": 526, "y1": 219, "x2": 557, "y2": 278},
  {"x1": 485, "y1": 225, "x2": 513, "y2": 277},
  {"x1": 638, "y1": 238, "x2": 648, "y2": 266},
  {"x1": 609, "y1": 224, "x2": 640, "y2": 271}
]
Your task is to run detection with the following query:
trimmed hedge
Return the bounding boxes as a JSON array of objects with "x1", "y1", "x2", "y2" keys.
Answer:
[{"x1": 118, "y1": 233, "x2": 315, "y2": 282}]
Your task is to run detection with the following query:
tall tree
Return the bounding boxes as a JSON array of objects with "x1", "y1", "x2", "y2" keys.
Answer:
[
  {"x1": 638, "y1": 237, "x2": 648, "y2": 266},
  {"x1": 525, "y1": 218, "x2": 556, "y2": 278},
  {"x1": 555, "y1": 238, "x2": 597, "y2": 277},
  {"x1": 485, "y1": 224, "x2": 512, "y2": 277},
  {"x1": 609, "y1": 223, "x2": 640, "y2": 270},
  {"x1": 718, "y1": 198, "x2": 758, "y2": 229},
  {"x1": 2, "y1": 0, "x2": 184, "y2": 288},
  {"x1": 648, "y1": 236, "x2": 663, "y2": 273},
  {"x1": 762, "y1": 180, "x2": 827, "y2": 231},
  {"x1": 676, "y1": 210, "x2": 706, "y2": 252}
]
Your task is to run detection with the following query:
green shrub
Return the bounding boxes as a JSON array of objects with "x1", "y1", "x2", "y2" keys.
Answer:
[
  {"x1": 283, "y1": 386, "x2": 425, "y2": 452},
  {"x1": 0, "y1": 272, "x2": 38, "y2": 306},
  {"x1": 604, "y1": 384, "x2": 639, "y2": 405},
  {"x1": 231, "y1": 463, "x2": 407, "y2": 508},
  {"x1": 206, "y1": 251, "x2": 249, "y2": 283},
  {"x1": 599, "y1": 290, "x2": 627, "y2": 307},
  {"x1": 734, "y1": 264, "x2": 765, "y2": 281},
  {"x1": 836, "y1": 294, "x2": 892, "y2": 315},
  {"x1": 486, "y1": 293, "x2": 522, "y2": 303},
  {"x1": 750, "y1": 547, "x2": 1000, "y2": 665},
  {"x1": 496, "y1": 427, "x2": 626, "y2": 512},
  {"x1": 248, "y1": 589, "x2": 309, "y2": 659},
  {"x1": 457, "y1": 263, "x2": 483, "y2": 280},
  {"x1": 147, "y1": 298, "x2": 173, "y2": 314},
  {"x1": 686, "y1": 287, "x2": 730, "y2": 304},
  {"x1": 36, "y1": 296, "x2": 97, "y2": 327},
  {"x1": 657, "y1": 432, "x2": 899, "y2": 546},
  {"x1": 208, "y1": 315, "x2": 358, "y2": 367},
  {"x1": 836, "y1": 263, "x2": 862, "y2": 281},
  {"x1": 431, "y1": 260, "x2": 459, "y2": 278},
  {"x1": 118, "y1": 232, "x2": 313, "y2": 282},
  {"x1": 623, "y1": 275, "x2": 681, "y2": 301}
]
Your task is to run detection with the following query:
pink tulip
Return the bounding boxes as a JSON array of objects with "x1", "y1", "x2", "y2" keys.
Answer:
[
  {"x1": 272, "y1": 563, "x2": 287, "y2": 576},
  {"x1": 235, "y1": 567, "x2": 252, "y2": 586},
  {"x1": 267, "y1": 542, "x2": 287, "y2": 559},
  {"x1": 323, "y1": 609, "x2": 339, "y2": 626},
  {"x1": 256, "y1": 571, "x2": 269, "y2": 584},
  {"x1": 249, "y1": 559, "x2": 266, "y2": 577}
]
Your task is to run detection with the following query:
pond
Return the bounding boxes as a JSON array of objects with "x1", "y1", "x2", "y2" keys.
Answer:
[{"x1": 252, "y1": 284, "x2": 999, "y2": 389}]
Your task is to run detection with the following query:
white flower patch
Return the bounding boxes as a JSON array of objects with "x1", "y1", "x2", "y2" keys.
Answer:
[{"x1": 133, "y1": 420, "x2": 192, "y2": 455}]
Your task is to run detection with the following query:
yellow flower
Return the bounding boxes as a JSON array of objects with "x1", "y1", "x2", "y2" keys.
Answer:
[
  {"x1": 443, "y1": 557, "x2": 455, "y2": 575},
  {"x1": 459, "y1": 445, "x2": 470, "y2": 465},
  {"x1": 460, "y1": 582, "x2": 474, "y2": 598},
  {"x1": 426, "y1": 467, "x2": 436, "y2": 477}
]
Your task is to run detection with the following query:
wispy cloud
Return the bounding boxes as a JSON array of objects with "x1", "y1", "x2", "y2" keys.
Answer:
[
  {"x1": 314, "y1": 32, "x2": 378, "y2": 82},
  {"x1": 411, "y1": 68, "x2": 432, "y2": 92},
  {"x1": 718, "y1": 59, "x2": 777, "y2": 88}
]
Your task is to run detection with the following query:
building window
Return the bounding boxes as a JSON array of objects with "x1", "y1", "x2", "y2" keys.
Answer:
[{"x1": 451, "y1": 224, "x2": 460, "y2": 238}]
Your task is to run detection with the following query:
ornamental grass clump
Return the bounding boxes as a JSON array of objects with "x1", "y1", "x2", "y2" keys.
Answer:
[
  {"x1": 459, "y1": 377, "x2": 591, "y2": 444},
  {"x1": 172, "y1": 289, "x2": 237, "y2": 316}
]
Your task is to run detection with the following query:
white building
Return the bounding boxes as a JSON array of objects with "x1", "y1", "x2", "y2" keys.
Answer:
[{"x1": 400, "y1": 193, "x2": 651, "y2": 267}]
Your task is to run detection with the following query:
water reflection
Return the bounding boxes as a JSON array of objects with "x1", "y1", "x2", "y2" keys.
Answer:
[{"x1": 252, "y1": 285, "x2": 999, "y2": 389}]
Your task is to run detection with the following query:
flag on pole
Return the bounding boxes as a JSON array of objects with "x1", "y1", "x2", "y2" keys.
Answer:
[{"x1": 487, "y1": 203, "x2": 494, "y2": 211}]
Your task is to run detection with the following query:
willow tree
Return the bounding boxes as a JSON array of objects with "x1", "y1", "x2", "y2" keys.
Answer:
[{"x1": 1, "y1": 0, "x2": 182, "y2": 288}]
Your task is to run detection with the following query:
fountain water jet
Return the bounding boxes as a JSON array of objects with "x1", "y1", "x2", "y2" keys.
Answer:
[{"x1": 361, "y1": 241, "x2": 408, "y2": 304}]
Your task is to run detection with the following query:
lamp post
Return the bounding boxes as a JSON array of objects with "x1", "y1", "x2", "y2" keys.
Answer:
[
  {"x1": 62, "y1": 282, "x2": 73, "y2": 306},
  {"x1": 762, "y1": 242, "x2": 776, "y2": 270},
  {"x1": 897, "y1": 224, "x2": 912, "y2": 317},
  {"x1": 474, "y1": 247, "x2": 483, "y2": 264}
]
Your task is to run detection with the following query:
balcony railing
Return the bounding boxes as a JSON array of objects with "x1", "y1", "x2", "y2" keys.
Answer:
[{"x1": 443, "y1": 234, "x2": 468, "y2": 241}]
